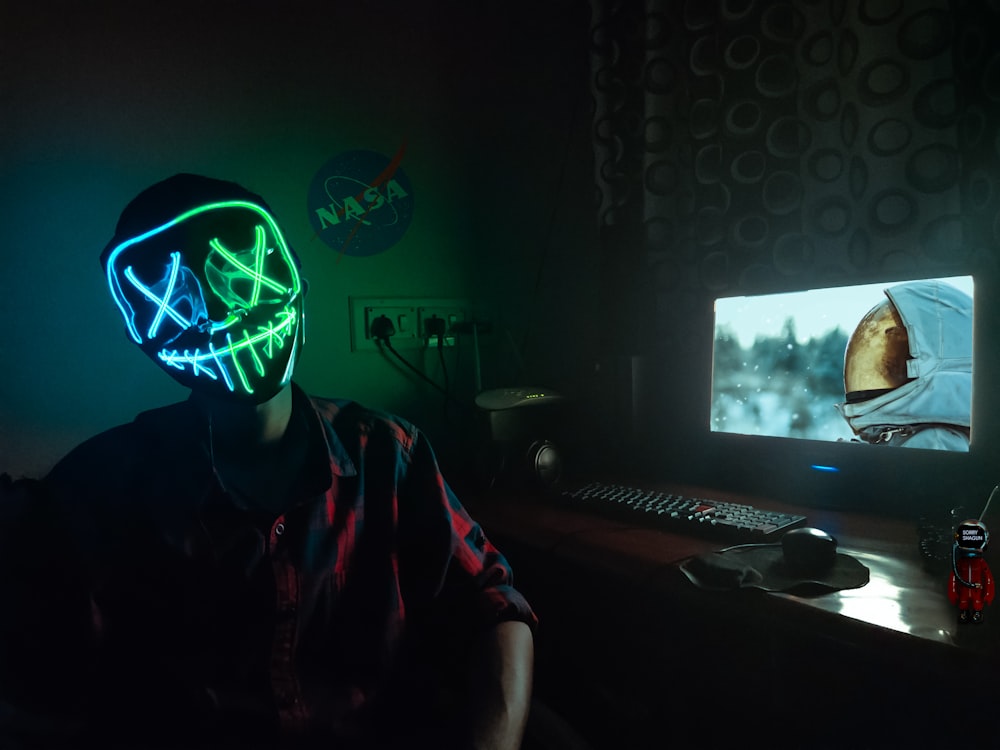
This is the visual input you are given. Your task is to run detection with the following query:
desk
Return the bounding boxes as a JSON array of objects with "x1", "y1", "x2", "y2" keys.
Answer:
[{"x1": 461, "y1": 483, "x2": 1000, "y2": 749}]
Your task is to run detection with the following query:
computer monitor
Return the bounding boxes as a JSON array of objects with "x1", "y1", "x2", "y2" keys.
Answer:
[
  {"x1": 711, "y1": 277, "x2": 973, "y2": 449},
  {"x1": 635, "y1": 271, "x2": 996, "y2": 518}
]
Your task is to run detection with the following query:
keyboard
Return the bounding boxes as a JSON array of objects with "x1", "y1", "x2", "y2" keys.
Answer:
[{"x1": 560, "y1": 481, "x2": 807, "y2": 541}]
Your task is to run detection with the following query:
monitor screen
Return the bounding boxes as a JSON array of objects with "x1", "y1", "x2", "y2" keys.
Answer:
[
  {"x1": 711, "y1": 276, "x2": 974, "y2": 452},
  {"x1": 608, "y1": 269, "x2": 996, "y2": 518}
]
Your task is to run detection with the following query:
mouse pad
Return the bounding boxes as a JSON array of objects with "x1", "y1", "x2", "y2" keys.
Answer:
[{"x1": 679, "y1": 546, "x2": 870, "y2": 593}]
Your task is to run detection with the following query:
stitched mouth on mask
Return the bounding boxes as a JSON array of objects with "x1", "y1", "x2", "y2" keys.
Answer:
[{"x1": 157, "y1": 307, "x2": 298, "y2": 394}]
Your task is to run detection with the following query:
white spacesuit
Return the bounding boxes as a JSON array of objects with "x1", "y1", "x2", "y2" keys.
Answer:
[{"x1": 835, "y1": 280, "x2": 973, "y2": 451}]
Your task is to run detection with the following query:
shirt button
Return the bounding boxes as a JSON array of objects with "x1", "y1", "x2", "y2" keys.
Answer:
[{"x1": 275, "y1": 523, "x2": 286, "y2": 536}]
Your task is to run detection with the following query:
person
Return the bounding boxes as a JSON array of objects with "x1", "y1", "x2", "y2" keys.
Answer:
[
  {"x1": 835, "y1": 279, "x2": 973, "y2": 451},
  {"x1": 0, "y1": 174, "x2": 536, "y2": 749}
]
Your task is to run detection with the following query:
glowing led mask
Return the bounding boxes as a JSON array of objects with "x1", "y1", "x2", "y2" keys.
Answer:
[{"x1": 105, "y1": 201, "x2": 304, "y2": 403}]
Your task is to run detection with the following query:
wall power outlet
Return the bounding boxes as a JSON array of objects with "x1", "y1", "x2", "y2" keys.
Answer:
[{"x1": 348, "y1": 296, "x2": 472, "y2": 351}]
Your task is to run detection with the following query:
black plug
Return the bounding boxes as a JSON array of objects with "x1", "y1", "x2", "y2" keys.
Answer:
[
  {"x1": 425, "y1": 315, "x2": 452, "y2": 348},
  {"x1": 370, "y1": 314, "x2": 396, "y2": 344},
  {"x1": 425, "y1": 315, "x2": 447, "y2": 338}
]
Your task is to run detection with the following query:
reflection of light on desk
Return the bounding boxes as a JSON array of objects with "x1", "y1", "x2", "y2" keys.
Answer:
[
  {"x1": 833, "y1": 573, "x2": 907, "y2": 633},
  {"x1": 780, "y1": 549, "x2": 958, "y2": 645}
]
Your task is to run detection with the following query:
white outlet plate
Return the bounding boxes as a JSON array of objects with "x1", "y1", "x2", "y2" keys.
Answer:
[{"x1": 349, "y1": 296, "x2": 470, "y2": 351}]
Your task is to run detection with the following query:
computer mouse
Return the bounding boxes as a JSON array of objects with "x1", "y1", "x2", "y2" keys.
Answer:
[{"x1": 781, "y1": 527, "x2": 837, "y2": 574}]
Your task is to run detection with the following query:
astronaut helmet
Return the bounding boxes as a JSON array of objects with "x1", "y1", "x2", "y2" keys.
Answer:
[
  {"x1": 836, "y1": 280, "x2": 973, "y2": 449},
  {"x1": 955, "y1": 518, "x2": 990, "y2": 556},
  {"x1": 842, "y1": 295, "x2": 912, "y2": 404}
]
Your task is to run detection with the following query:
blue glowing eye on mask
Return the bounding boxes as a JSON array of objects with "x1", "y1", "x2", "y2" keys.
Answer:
[{"x1": 105, "y1": 201, "x2": 304, "y2": 403}]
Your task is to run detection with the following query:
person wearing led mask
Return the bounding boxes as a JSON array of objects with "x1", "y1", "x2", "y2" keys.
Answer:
[
  {"x1": 835, "y1": 280, "x2": 973, "y2": 451},
  {"x1": 5, "y1": 174, "x2": 536, "y2": 750}
]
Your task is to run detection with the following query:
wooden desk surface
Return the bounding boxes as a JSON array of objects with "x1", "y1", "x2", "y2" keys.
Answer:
[
  {"x1": 462, "y1": 481, "x2": 1000, "y2": 661},
  {"x1": 460, "y1": 481, "x2": 1000, "y2": 747},
  {"x1": 461, "y1": 481, "x2": 1000, "y2": 747}
]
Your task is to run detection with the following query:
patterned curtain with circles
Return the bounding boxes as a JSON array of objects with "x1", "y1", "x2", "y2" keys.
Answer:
[{"x1": 589, "y1": 0, "x2": 1000, "y2": 360}]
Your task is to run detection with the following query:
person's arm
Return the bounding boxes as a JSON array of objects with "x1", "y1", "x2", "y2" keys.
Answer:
[
  {"x1": 391, "y1": 422, "x2": 538, "y2": 747},
  {"x1": 466, "y1": 619, "x2": 534, "y2": 750}
]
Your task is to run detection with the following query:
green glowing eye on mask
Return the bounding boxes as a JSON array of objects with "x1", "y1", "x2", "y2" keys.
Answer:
[{"x1": 105, "y1": 201, "x2": 304, "y2": 403}]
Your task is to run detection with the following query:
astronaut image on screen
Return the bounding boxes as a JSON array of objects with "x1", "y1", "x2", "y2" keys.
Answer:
[{"x1": 835, "y1": 280, "x2": 972, "y2": 451}]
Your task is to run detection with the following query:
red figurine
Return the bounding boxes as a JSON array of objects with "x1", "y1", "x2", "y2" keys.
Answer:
[{"x1": 948, "y1": 518, "x2": 995, "y2": 624}]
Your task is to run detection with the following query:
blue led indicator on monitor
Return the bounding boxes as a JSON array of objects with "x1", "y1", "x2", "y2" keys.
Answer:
[{"x1": 810, "y1": 465, "x2": 841, "y2": 473}]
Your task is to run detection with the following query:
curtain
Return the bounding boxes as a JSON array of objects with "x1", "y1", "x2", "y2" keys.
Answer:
[{"x1": 589, "y1": 0, "x2": 997, "y2": 358}]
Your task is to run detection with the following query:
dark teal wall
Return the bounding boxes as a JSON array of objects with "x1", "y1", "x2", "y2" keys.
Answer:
[{"x1": 0, "y1": 1, "x2": 599, "y2": 477}]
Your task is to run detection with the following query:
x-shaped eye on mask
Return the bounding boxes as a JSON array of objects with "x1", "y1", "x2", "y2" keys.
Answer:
[
  {"x1": 205, "y1": 225, "x2": 295, "y2": 328},
  {"x1": 123, "y1": 251, "x2": 209, "y2": 340}
]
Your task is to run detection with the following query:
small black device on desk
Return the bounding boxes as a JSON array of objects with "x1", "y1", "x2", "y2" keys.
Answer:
[
  {"x1": 560, "y1": 481, "x2": 807, "y2": 542},
  {"x1": 781, "y1": 526, "x2": 838, "y2": 574}
]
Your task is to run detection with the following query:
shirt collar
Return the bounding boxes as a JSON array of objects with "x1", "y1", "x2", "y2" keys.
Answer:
[
  {"x1": 163, "y1": 382, "x2": 355, "y2": 500},
  {"x1": 299, "y1": 385, "x2": 357, "y2": 478}
]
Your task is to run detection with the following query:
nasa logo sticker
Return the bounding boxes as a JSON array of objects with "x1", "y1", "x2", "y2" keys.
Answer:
[{"x1": 307, "y1": 149, "x2": 414, "y2": 257}]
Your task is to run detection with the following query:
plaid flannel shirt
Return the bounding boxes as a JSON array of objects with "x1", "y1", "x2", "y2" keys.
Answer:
[{"x1": 5, "y1": 383, "x2": 534, "y2": 748}]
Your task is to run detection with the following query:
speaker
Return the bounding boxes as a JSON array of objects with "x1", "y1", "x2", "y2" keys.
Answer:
[{"x1": 474, "y1": 388, "x2": 567, "y2": 489}]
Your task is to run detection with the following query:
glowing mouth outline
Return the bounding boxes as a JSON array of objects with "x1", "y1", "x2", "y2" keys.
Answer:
[{"x1": 159, "y1": 307, "x2": 299, "y2": 395}]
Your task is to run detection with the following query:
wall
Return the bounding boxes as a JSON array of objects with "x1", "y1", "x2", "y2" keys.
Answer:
[{"x1": 0, "y1": 1, "x2": 598, "y2": 478}]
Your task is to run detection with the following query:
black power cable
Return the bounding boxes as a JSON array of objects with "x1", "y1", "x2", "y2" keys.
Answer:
[{"x1": 370, "y1": 315, "x2": 468, "y2": 416}]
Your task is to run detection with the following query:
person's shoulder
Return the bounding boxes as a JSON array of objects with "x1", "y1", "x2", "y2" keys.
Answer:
[
  {"x1": 47, "y1": 422, "x2": 143, "y2": 479},
  {"x1": 306, "y1": 392, "x2": 414, "y2": 430},
  {"x1": 46, "y1": 401, "x2": 198, "y2": 489},
  {"x1": 306, "y1": 393, "x2": 418, "y2": 449}
]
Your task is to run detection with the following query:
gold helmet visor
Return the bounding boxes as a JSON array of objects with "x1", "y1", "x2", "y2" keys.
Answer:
[{"x1": 843, "y1": 297, "x2": 912, "y2": 401}]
